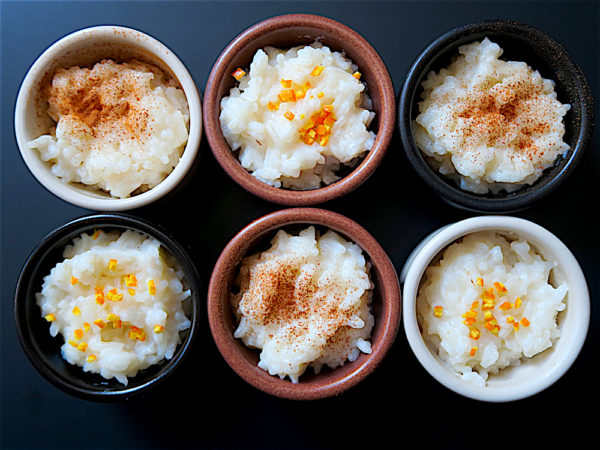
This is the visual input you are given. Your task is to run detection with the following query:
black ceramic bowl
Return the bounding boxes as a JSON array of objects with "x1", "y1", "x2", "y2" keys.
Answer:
[
  {"x1": 398, "y1": 19, "x2": 594, "y2": 213},
  {"x1": 14, "y1": 213, "x2": 202, "y2": 401}
]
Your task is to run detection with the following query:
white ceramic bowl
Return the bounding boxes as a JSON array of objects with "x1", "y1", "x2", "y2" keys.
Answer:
[
  {"x1": 14, "y1": 25, "x2": 202, "y2": 211},
  {"x1": 401, "y1": 216, "x2": 590, "y2": 402}
]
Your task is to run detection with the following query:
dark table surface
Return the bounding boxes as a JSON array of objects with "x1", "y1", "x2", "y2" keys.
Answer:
[{"x1": 1, "y1": 1, "x2": 598, "y2": 449}]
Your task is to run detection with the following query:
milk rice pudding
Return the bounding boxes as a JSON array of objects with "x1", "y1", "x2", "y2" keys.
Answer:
[
  {"x1": 28, "y1": 59, "x2": 190, "y2": 198},
  {"x1": 231, "y1": 226, "x2": 374, "y2": 382},
  {"x1": 416, "y1": 231, "x2": 568, "y2": 386},
  {"x1": 413, "y1": 38, "x2": 570, "y2": 194},
  {"x1": 220, "y1": 43, "x2": 376, "y2": 190},
  {"x1": 37, "y1": 229, "x2": 191, "y2": 385}
]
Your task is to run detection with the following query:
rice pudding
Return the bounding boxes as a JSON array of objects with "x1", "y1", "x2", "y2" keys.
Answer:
[
  {"x1": 416, "y1": 231, "x2": 567, "y2": 386},
  {"x1": 37, "y1": 229, "x2": 191, "y2": 385},
  {"x1": 413, "y1": 38, "x2": 570, "y2": 194},
  {"x1": 231, "y1": 226, "x2": 374, "y2": 382},
  {"x1": 27, "y1": 59, "x2": 190, "y2": 198},
  {"x1": 220, "y1": 43, "x2": 376, "y2": 190}
]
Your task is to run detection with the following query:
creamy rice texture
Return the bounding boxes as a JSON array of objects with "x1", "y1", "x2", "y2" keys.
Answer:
[
  {"x1": 220, "y1": 43, "x2": 376, "y2": 190},
  {"x1": 28, "y1": 59, "x2": 189, "y2": 198},
  {"x1": 417, "y1": 231, "x2": 567, "y2": 386},
  {"x1": 414, "y1": 38, "x2": 570, "y2": 194},
  {"x1": 37, "y1": 229, "x2": 191, "y2": 385},
  {"x1": 231, "y1": 226, "x2": 374, "y2": 382}
]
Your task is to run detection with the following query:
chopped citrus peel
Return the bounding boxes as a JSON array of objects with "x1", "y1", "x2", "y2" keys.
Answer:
[
  {"x1": 299, "y1": 104, "x2": 336, "y2": 146},
  {"x1": 459, "y1": 277, "x2": 531, "y2": 340},
  {"x1": 231, "y1": 68, "x2": 246, "y2": 81}
]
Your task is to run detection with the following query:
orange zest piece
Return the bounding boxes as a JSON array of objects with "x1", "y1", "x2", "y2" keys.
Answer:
[
  {"x1": 94, "y1": 287, "x2": 105, "y2": 305},
  {"x1": 310, "y1": 65, "x2": 324, "y2": 76},
  {"x1": 154, "y1": 325, "x2": 165, "y2": 334},
  {"x1": 72, "y1": 306, "x2": 81, "y2": 316},
  {"x1": 74, "y1": 329, "x2": 84, "y2": 340},
  {"x1": 267, "y1": 101, "x2": 279, "y2": 111},
  {"x1": 280, "y1": 79, "x2": 292, "y2": 88},
  {"x1": 433, "y1": 306, "x2": 443, "y2": 318},
  {"x1": 128, "y1": 288, "x2": 136, "y2": 296},
  {"x1": 284, "y1": 110, "x2": 295, "y2": 121},
  {"x1": 278, "y1": 89, "x2": 296, "y2": 103},
  {"x1": 148, "y1": 280, "x2": 156, "y2": 296},
  {"x1": 469, "y1": 347, "x2": 478, "y2": 357},
  {"x1": 499, "y1": 301, "x2": 513, "y2": 311},
  {"x1": 514, "y1": 297, "x2": 522, "y2": 309},
  {"x1": 93, "y1": 319, "x2": 105, "y2": 329},
  {"x1": 91, "y1": 229, "x2": 101, "y2": 240},
  {"x1": 108, "y1": 259, "x2": 117, "y2": 271},
  {"x1": 125, "y1": 274, "x2": 137, "y2": 288},
  {"x1": 520, "y1": 317, "x2": 530, "y2": 327},
  {"x1": 476, "y1": 277, "x2": 484, "y2": 287},
  {"x1": 70, "y1": 276, "x2": 79, "y2": 285},
  {"x1": 87, "y1": 355, "x2": 97, "y2": 363},
  {"x1": 231, "y1": 68, "x2": 246, "y2": 81},
  {"x1": 352, "y1": 71, "x2": 361, "y2": 80},
  {"x1": 77, "y1": 342, "x2": 88, "y2": 352},
  {"x1": 45, "y1": 313, "x2": 56, "y2": 322},
  {"x1": 469, "y1": 328, "x2": 481, "y2": 340}
]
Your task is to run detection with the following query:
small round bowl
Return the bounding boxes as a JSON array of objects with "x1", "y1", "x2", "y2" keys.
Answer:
[
  {"x1": 400, "y1": 215, "x2": 590, "y2": 402},
  {"x1": 207, "y1": 208, "x2": 401, "y2": 400},
  {"x1": 203, "y1": 14, "x2": 396, "y2": 205},
  {"x1": 14, "y1": 213, "x2": 202, "y2": 401},
  {"x1": 398, "y1": 20, "x2": 594, "y2": 213},
  {"x1": 14, "y1": 25, "x2": 202, "y2": 211}
]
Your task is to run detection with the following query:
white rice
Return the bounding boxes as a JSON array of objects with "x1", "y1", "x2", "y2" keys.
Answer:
[
  {"x1": 413, "y1": 38, "x2": 570, "y2": 194},
  {"x1": 28, "y1": 59, "x2": 189, "y2": 198},
  {"x1": 220, "y1": 43, "x2": 376, "y2": 190},
  {"x1": 231, "y1": 226, "x2": 374, "y2": 383},
  {"x1": 37, "y1": 229, "x2": 191, "y2": 385},
  {"x1": 416, "y1": 231, "x2": 567, "y2": 386}
]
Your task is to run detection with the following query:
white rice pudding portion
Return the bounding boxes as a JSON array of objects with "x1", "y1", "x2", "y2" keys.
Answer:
[
  {"x1": 28, "y1": 59, "x2": 189, "y2": 198},
  {"x1": 417, "y1": 231, "x2": 567, "y2": 386},
  {"x1": 413, "y1": 38, "x2": 570, "y2": 194},
  {"x1": 37, "y1": 229, "x2": 191, "y2": 385},
  {"x1": 220, "y1": 43, "x2": 376, "y2": 189},
  {"x1": 231, "y1": 226, "x2": 374, "y2": 383}
]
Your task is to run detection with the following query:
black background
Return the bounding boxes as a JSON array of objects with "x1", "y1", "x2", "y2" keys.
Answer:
[{"x1": 1, "y1": 1, "x2": 598, "y2": 449}]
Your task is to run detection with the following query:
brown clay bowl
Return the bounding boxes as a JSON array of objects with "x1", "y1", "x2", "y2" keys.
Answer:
[
  {"x1": 203, "y1": 14, "x2": 396, "y2": 205},
  {"x1": 207, "y1": 208, "x2": 401, "y2": 400}
]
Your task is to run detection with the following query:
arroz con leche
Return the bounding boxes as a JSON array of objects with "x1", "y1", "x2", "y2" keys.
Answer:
[{"x1": 231, "y1": 226, "x2": 374, "y2": 382}]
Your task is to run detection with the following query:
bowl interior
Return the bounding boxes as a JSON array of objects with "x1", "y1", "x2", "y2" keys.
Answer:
[
  {"x1": 15, "y1": 216, "x2": 200, "y2": 399},
  {"x1": 409, "y1": 224, "x2": 588, "y2": 400},
  {"x1": 18, "y1": 28, "x2": 191, "y2": 202},
  {"x1": 402, "y1": 21, "x2": 592, "y2": 209}
]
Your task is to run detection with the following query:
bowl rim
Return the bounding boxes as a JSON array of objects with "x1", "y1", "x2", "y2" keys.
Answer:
[
  {"x1": 207, "y1": 207, "x2": 402, "y2": 400},
  {"x1": 13, "y1": 24, "x2": 203, "y2": 211},
  {"x1": 398, "y1": 19, "x2": 594, "y2": 213},
  {"x1": 203, "y1": 13, "x2": 396, "y2": 206},
  {"x1": 401, "y1": 215, "x2": 590, "y2": 402},
  {"x1": 13, "y1": 212, "x2": 203, "y2": 401}
]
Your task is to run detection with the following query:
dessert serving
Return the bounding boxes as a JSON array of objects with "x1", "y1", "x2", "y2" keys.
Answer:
[
  {"x1": 36, "y1": 228, "x2": 191, "y2": 385},
  {"x1": 27, "y1": 59, "x2": 190, "y2": 198},
  {"x1": 231, "y1": 226, "x2": 374, "y2": 383},
  {"x1": 413, "y1": 38, "x2": 571, "y2": 194},
  {"x1": 220, "y1": 43, "x2": 376, "y2": 190},
  {"x1": 416, "y1": 231, "x2": 568, "y2": 386}
]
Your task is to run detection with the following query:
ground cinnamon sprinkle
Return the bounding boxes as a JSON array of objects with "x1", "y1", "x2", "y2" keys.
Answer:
[{"x1": 47, "y1": 59, "x2": 155, "y2": 141}]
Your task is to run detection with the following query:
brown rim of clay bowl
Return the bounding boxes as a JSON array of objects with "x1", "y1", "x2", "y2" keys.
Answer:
[
  {"x1": 207, "y1": 208, "x2": 401, "y2": 400},
  {"x1": 203, "y1": 14, "x2": 396, "y2": 206}
]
